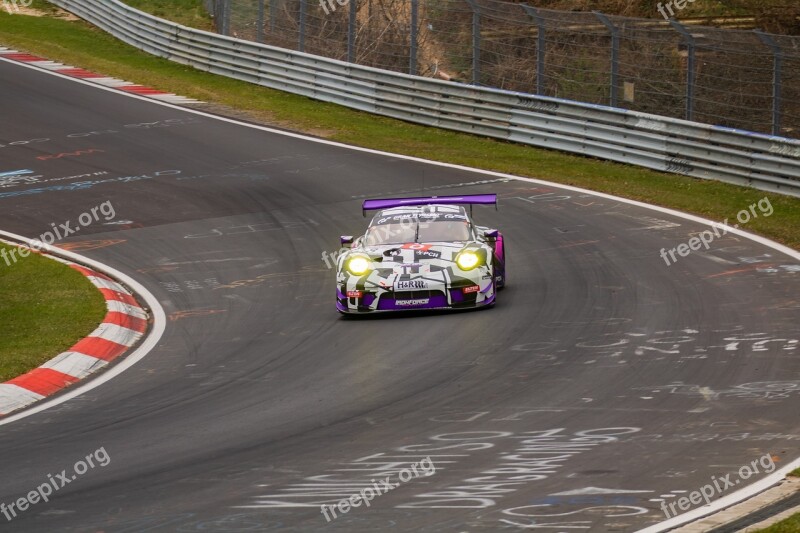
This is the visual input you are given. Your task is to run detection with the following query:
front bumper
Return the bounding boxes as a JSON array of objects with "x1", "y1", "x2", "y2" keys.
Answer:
[{"x1": 336, "y1": 281, "x2": 495, "y2": 314}]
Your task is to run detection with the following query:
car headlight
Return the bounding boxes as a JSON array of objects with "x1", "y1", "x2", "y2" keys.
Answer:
[
  {"x1": 345, "y1": 254, "x2": 372, "y2": 275},
  {"x1": 456, "y1": 250, "x2": 481, "y2": 270}
]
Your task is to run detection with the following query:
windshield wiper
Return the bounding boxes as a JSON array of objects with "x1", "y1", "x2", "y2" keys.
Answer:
[{"x1": 414, "y1": 216, "x2": 420, "y2": 243}]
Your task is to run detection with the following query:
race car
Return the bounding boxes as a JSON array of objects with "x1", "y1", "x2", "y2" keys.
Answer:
[{"x1": 336, "y1": 194, "x2": 505, "y2": 314}]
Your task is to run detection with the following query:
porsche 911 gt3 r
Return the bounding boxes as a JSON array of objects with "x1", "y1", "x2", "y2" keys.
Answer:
[{"x1": 336, "y1": 194, "x2": 506, "y2": 314}]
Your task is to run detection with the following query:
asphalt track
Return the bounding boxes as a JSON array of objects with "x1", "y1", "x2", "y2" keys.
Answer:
[{"x1": 0, "y1": 57, "x2": 799, "y2": 533}]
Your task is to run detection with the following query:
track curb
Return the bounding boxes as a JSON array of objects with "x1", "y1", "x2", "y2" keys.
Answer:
[
  {"x1": 0, "y1": 46, "x2": 201, "y2": 105},
  {"x1": 0, "y1": 230, "x2": 166, "y2": 425},
  {"x1": 0, "y1": 237, "x2": 149, "y2": 416}
]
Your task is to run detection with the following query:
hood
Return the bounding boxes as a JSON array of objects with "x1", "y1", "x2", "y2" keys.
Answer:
[{"x1": 359, "y1": 242, "x2": 469, "y2": 265}]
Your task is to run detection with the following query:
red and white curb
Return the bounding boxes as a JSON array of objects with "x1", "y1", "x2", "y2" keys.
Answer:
[
  {"x1": 0, "y1": 46, "x2": 202, "y2": 105},
  {"x1": 0, "y1": 243, "x2": 148, "y2": 416}
]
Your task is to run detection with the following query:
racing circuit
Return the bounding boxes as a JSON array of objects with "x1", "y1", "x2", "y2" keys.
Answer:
[{"x1": 0, "y1": 54, "x2": 799, "y2": 532}]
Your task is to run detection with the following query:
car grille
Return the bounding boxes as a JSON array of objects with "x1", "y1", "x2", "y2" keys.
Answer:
[{"x1": 394, "y1": 290, "x2": 434, "y2": 300}]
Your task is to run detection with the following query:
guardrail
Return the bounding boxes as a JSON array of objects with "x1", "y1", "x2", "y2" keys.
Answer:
[{"x1": 51, "y1": 0, "x2": 800, "y2": 197}]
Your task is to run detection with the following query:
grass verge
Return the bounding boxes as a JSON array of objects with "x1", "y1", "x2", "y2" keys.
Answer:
[
  {"x1": 753, "y1": 468, "x2": 800, "y2": 532},
  {"x1": 0, "y1": 243, "x2": 106, "y2": 382},
  {"x1": 756, "y1": 513, "x2": 800, "y2": 532},
  {"x1": 120, "y1": 0, "x2": 214, "y2": 31},
  {"x1": 0, "y1": 3, "x2": 799, "y2": 251}
]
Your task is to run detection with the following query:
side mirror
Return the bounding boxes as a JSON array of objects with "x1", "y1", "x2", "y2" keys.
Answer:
[
  {"x1": 484, "y1": 229, "x2": 499, "y2": 241},
  {"x1": 340, "y1": 235, "x2": 354, "y2": 247}
]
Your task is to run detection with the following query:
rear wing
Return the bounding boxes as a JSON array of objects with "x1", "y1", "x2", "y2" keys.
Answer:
[{"x1": 362, "y1": 194, "x2": 497, "y2": 217}]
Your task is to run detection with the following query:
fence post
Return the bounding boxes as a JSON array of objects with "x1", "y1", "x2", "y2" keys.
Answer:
[
  {"x1": 299, "y1": 0, "x2": 306, "y2": 51},
  {"x1": 593, "y1": 11, "x2": 619, "y2": 107},
  {"x1": 409, "y1": 0, "x2": 418, "y2": 75},
  {"x1": 464, "y1": 0, "x2": 481, "y2": 85},
  {"x1": 269, "y1": 0, "x2": 275, "y2": 32},
  {"x1": 348, "y1": 0, "x2": 356, "y2": 63},
  {"x1": 218, "y1": 0, "x2": 231, "y2": 35},
  {"x1": 521, "y1": 5, "x2": 545, "y2": 95},
  {"x1": 257, "y1": 0, "x2": 265, "y2": 43},
  {"x1": 670, "y1": 20, "x2": 695, "y2": 121},
  {"x1": 214, "y1": 0, "x2": 221, "y2": 33},
  {"x1": 755, "y1": 30, "x2": 783, "y2": 136}
]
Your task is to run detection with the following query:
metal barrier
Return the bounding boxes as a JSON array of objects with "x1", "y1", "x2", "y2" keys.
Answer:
[
  {"x1": 51, "y1": 0, "x2": 800, "y2": 197},
  {"x1": 213, "y1": 0, "x2": 800, "y2": 139}
]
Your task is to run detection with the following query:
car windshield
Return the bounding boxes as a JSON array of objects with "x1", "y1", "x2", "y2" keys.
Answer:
[
  {"x1": 417, "y1": 219, "x2": 470, "y2": 242},
  {"x1": 364, "y1": 223, "x2": 417, "y2": 245},
  {"x1": 364, "y1": 216, "x2": 471, "y2": 245}
]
